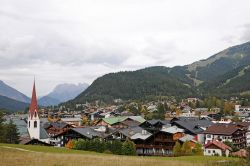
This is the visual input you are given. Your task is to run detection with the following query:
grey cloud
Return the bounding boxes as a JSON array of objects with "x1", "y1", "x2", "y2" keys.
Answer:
[
  {"x1": 0, "y1": 0, "x2": 250, "y2": 95},
  {"x1": 240, "y1": 23, "x2": 250, "y2": 42},
  {"x1": 0, "y1": 33, "x2": 130, "y2": 69}
]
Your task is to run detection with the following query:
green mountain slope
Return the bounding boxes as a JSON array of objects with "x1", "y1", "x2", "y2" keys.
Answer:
[
  {"x1": 199, "y1": 64, "x2": 250, "y2": 97},
  {"x1": 187, "y1": 41, "x2": 250, "y2": 82},
  {"x1": 73, "y1": 66, "x2": 195, "y2": 103},
  {"x1": 70, "y1": 41, "x2": 250, "y2": 103}
]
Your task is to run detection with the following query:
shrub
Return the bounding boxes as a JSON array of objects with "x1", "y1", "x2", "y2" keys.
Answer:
[
  {"x1": 192, "y1": 143, "x2": 203, "y2": 156},
  {"x1": 173, "y1": 141, "x2": 182, "y2": 156},
  {"x1": 122, "y1": 139, "x2": 136, "y2": 156},
  {"x1": 65, "y1": 139, "x2": 74, "y2": 149},
  {"x1": 73, "y1": 139, "x2": 87, "y2": 150},
  {"x1": 181, "y1": 141, "x2": 192, "y2": 156},
  {"x1": 109, "y1": 140, "x2": 123, "y2": 155}
]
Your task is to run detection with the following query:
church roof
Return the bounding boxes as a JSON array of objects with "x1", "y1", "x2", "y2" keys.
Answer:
[
  {"x1": 29, "y1": 81, "x2": 38, "y2": 119},
  {"x1": 40, "y1": 127, "x2": 49, "y2": 139}
]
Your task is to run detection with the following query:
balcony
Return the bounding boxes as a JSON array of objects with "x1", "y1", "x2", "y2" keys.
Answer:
[
  {"x1": 155, "y1": 138, "x2": 174, "y2": 142},
  {"x1": 136, "y1": 144, "x2": 173, "y2": 149}
]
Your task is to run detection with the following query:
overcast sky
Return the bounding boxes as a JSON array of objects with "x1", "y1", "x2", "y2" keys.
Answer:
[{"x1": 0, "y1": 0, "x2": 250, "y2": 97}]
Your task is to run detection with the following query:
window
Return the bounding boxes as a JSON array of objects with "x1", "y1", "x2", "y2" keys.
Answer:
[
  {"x1": 213, "y1": 150, "x2": 215, "y2": 153},
  {"x1": 208, "y1": 150, "x2": 211, "y2": 153},
  {"x1": 207, "y1": 134, "x2": 211, "y2": 138},
  {"x1": 29, "y1": 121, "x2": 30, "y2": 128},
  {"x1": 34, "y1": 112, "x2": 37, "y2": 117},
  {"x1": 34, "y1": 121, "x2": 37, "y2": 128}
]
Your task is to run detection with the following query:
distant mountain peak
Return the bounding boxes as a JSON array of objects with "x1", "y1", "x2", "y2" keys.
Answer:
[
  {"x1": 0, "y1": 80, "x2": 30, "y2": 103},
  {"x1": 38, "y1": 82, "x2": 89, "y2": 106}
]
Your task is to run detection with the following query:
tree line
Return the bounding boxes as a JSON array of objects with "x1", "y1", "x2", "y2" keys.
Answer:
[
  {"x1": 66, "y1": 138, "x2": 137, "y2": 156},
  {"x1": 173, "y1": 141, "x2": 203, "y2": 156}
]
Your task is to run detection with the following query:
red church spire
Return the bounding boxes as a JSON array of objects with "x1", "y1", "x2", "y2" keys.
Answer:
[{"x1": 29, "y1": 80, "x2": 38, "y2": 119}]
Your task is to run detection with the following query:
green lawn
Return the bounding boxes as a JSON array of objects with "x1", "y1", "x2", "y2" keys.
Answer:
[
  {"x1": 0, "y1": 143, "x2": 239, "y2": 166},
  {"x1": 0, "y1": 143, "x2": 104, "y2": 155}
]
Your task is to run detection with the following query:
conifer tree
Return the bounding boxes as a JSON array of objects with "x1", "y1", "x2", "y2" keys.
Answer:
[
  {"x1": 173, "y1": 141, "x2": 182, "y2": 156},
  {"x1": 0, "y1": 112, "x2": 5, "y2": 143},
  {"x1": 4, "y1": 119, "x2": 20, "y2": 144}
]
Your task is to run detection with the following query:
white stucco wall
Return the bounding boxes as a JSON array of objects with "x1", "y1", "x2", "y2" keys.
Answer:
[
  {"x1": 205, "y1": 134, "x2": 232, "y2": 144},
  {"x1": 27, "y1": 117, "x2": 40, "y2": 139},
  {"x1": 204, "y1": 148, "x2": 222, "y2": 156}
]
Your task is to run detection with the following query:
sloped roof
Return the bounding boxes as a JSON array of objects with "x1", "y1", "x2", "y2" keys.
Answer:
[
  {"x1": 115, "y1": 126, "x2": 152, "y2": 140},
  {"x1": 102, "y1": 117, "x2": 127, "y2": 125},
  {"x1": 172, "y1": 118, "x2": 213, "y2": 134},
  {"x1": 161, "y1": 125, "x2": 184, "y2": 134},
  {"x1": 102, "y1": 116, "x2": 145, "y2": 125},
  {"x1": 29, "y1": 81, "x2": 38, "y2": 119},
  {"x1": 148, "y1": 119, "x2": 170, "y2": 125},
  {"x1": 71, "y1": 126, "x2": 112, "y2": 139},
  {"x1": 131, "y1": 132, "x2": 152, "y2": 140},
  {"x1": 205, "y1": 140, "x2": 232, "y2": 151},
  {"x1": 119, "y1": 126, "x2": 145, "y2": 138},
  {"x1": 40, "y1": 127, "x2": 49, "y2": 139},
  {"x1": 44, "y1": 122, "x2": 70, "y2": 129},
  {"x1": 179, "y1": 134, "x2": 197, "y2": 143},
  {"x1": 204, "y1": 124, "x2": 240, "y2": 135}
]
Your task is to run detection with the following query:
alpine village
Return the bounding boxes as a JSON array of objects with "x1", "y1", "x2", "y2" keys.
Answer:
[{"x1": 1, "y1": 42, "x2": 250, "y2": 166}]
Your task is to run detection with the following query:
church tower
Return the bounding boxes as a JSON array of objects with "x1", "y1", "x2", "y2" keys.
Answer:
[{"x1": 27, "y1": 81, "x2": 40, "y2": 139}]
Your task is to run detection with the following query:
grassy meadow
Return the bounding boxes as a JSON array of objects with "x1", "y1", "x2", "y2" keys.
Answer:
[{"x1": 0, "y1": 143, "x2": 238, "y2": 166}]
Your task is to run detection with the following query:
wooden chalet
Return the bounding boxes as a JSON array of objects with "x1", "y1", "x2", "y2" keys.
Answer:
[{"x1": 133, "y1": 128, "x2": 184, "y2": 156}]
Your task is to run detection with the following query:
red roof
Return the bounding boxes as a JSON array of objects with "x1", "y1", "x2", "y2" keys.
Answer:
[
  {"x1": 29, "y1": 81, "x2": 38, "y2": 119},
  {"x1": 205, "y1": 140, "x2": 232, "y2": 151}
]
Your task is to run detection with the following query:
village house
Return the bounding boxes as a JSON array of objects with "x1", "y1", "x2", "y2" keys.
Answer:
[
  {"x1": 131, "y1": 125, "x2": 185, "y2": 156},
  {"x1": 43, "y1": 122, "x2": 72, "y2": 146},
  {"x1": 60, "y1": 117, "x2": 83, "y2": 127},
  {"x1": 106, "y1": 126, "x2": 152, "y2": 141},
  {"x1": 140, "y1": 119, "x2": 170, "y2": 131},
  {"x1": 171, "y1": 117, "x2": 213, "y2": 143},
  {"x1": 178, "y1": 134, "x2": 198, "y2": 149},
  {"x1": 204, "y1": 124, "x2": 247, "y2": 149},
  {"x1": 53, "y1": 126, "x2": 113, "y2": 147},
  {"x1": 235, "y1": 105, "x2": 250, "y2": 113},
  {"x1": 187, "y1": 98, "x2": 199, "y2": 103},
  {"x1": 204, "y1": 140, "x2": 232, "y2": 157},
  {"x1": 233, "y1": 122, "x2": 250, "y2": 147},
  {"x1": 96, "y1": 116, "x2": 146, "y2": 128}
]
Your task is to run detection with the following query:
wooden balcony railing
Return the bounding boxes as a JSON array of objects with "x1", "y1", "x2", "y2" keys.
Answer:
[
  {"x1": 155, "y1": 138, "x2": 174, "y2": 142},
  {"x1": 136, "y1": 144, "x2": 173, "y2": 149}
]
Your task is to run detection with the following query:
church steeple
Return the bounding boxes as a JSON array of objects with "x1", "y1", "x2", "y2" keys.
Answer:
[
  {"x1": 27, "y1": 79, "x2": 40, "y2": 139},
  {"x1": 29, "y1": 80, "x2": 38, "y2": 119}
]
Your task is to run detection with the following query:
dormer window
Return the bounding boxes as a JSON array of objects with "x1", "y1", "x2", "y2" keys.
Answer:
[{"x1": 34, "y1": 112, "x2": 37, "y2": 117}]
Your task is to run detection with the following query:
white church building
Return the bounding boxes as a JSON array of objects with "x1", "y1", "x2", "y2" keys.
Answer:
[{"x1": 27, "y1": 81, "x2": 50, "y2": 143}]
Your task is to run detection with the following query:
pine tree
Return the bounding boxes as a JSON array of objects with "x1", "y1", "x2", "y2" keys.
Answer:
[
  {"x1": 4, "y1": 119, "x2": 20, "y2": 144},
  {"x1": 173, "y1": 141, "x2": 182, "y2": 156},
  {"x1": 0, "y1": 111, "x2": 5, "y2": 143}
]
